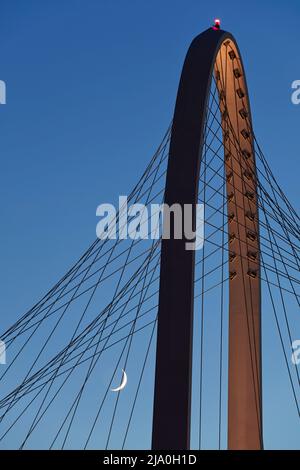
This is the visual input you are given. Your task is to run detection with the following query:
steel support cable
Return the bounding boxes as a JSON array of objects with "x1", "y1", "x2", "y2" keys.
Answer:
[
  {"x1": 121, "y1": 318, "x2": 157, "y2": 449},
  {"x1": 216, "y1": 103, "x2": 226, "y2": 451},
  {"x1": 216, "y1": 52, "x2": 227, "y2": 450},
  {"x1": 197, "y1": 61, "x2": 227, "y2": 448},
  {"x1": 198, "y1": 122, "x2": 209, "y2": 450},
  {"x1": 197, "y1": 94, "x2": 226, "y2": 449}
]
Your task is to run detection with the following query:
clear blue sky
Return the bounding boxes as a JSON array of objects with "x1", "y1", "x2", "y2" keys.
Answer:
[{"x1": 0, "y1": 0, "x2": 299, "y2": 449}]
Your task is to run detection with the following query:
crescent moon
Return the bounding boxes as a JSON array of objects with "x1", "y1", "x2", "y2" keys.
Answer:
[{"x1": 111, "y1": 369, "x2": 127, "y2": 392}]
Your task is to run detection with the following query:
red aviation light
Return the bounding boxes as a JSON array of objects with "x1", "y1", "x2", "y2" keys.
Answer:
[{"x1": 212, "y1": 18, "x2": 221, "y2": 30}]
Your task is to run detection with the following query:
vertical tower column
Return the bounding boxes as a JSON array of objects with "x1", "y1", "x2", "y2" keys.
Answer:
[
  {"x1": 215, "y1": 42, "x2": 262, "y2": 450},
  {"x1": 152, "y1": 28, "x2": 262, "y2": 450}
]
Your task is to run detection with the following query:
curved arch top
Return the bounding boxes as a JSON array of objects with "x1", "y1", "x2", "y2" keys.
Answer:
[{"x1": 152, "y1": 28, "x2": 262, "y2": 450}]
